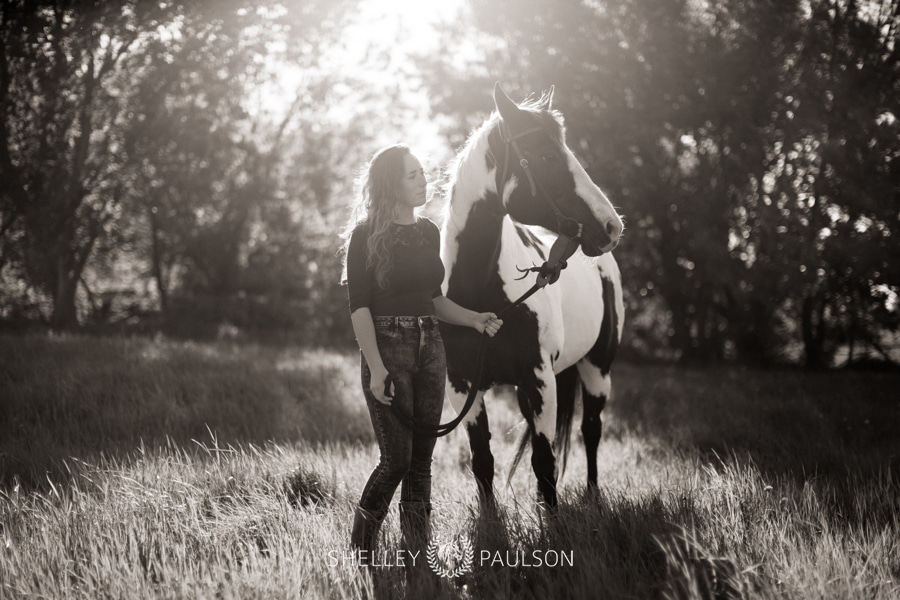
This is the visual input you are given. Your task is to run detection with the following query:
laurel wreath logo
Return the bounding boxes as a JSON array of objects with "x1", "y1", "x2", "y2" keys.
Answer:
[{"x1": 426, "y1": 534, "x2": 475, "y2": 578}]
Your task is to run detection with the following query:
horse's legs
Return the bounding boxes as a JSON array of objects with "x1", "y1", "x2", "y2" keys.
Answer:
[
  {"x1": 577, "y1": 361, "x2": 611, "y2": 490},
  {"x1": 581, "y1": 389, "x2": 607, "y2": 489},
  {"x1": 517, "y1": 364, "x2": 558, "y2": 509},
  {"x1": 446, "y1": 382, "x2": 493, "y2": 504},
  {"x1": 467, "y1": 404, "x2": 494, "y2": 504}
]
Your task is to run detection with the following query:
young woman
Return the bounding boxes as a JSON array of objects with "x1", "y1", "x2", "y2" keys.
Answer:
[{"x1": 341, "y1": 144, "x2": 502, "y2": 560}]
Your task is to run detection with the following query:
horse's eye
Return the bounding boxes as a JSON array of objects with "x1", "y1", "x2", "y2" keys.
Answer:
[{"x1": 542, "y1": 154, "x2": 559, "y2": 164}]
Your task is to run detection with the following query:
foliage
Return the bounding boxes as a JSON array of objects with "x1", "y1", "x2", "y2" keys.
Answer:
[
  {"x1": 0, "y1": 0, "x2": 369, "y2": 342},
  {"x1": 1, "y1": 0, "x2": 896, "y2": 363},
  {"x1": 0, "y1": 1, "x2": 179, "y2": 327},
  {"x1": 420, "y1": 0, "x2": 899, "y2": 366}
]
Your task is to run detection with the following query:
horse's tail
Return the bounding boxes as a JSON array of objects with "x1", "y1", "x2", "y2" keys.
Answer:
[
  {"x1": 552, "y1": 366, "x2": 580, "y2": 477},
  {"x1": 508, "y1": 429, "x2": 530, "y2": 485},
  {"x1": 507, "y1": 366, "x2": 581, "y2": 485}
]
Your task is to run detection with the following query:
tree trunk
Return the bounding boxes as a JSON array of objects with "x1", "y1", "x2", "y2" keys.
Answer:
[
  {"x1": 148, "y1": 206, "x2": 168, "y2": 313},
  {"x1": 50, "y1": 255, "x2": 79, "y2": 329},
  {"x1": 801, "y1": 294, "x2": 827, "y2": 369}
]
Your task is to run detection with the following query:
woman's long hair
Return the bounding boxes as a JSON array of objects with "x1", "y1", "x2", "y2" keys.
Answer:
[{"x1": 340, "y1": 144, "x2": 411, "y2": 289}]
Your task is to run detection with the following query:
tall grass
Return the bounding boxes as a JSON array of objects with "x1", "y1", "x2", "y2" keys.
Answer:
[
  {"x1": 1, "y1": 333, "x2": 898, "y2": 599},
  {"x1": 1, "y1": 334, "x2": 371, "y2": 487}
]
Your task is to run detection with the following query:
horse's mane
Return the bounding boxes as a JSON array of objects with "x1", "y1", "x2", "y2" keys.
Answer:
[{"x1": 440, "y1": 113, "x2": 500, "y2": 216}]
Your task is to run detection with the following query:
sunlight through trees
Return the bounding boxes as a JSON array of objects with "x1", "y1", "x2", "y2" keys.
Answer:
[{"x1": 1, "y1": 0, "x2": 897, "y2": 366}]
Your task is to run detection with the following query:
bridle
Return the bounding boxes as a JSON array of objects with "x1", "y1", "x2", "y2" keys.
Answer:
[{"x1": 493, "y1": 118, "x2": 584, "y2": 241}]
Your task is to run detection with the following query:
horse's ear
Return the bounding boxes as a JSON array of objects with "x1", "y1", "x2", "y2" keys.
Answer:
[
  {"x1": 543, "y1": 85, "x2": 555, "y2": 110},
  {"x1": 493, "y1": 82, "x2": 520, "y2": 121}
]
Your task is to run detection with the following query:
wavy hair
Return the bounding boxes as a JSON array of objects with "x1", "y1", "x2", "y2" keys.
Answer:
[{"x1": 340, "y1": 144, "x2": 412, "y2": 289}]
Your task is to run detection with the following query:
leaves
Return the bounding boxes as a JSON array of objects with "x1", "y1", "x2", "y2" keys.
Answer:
[
  {"x1": 421, "y1": 0, "x2": 899, "y2": 365},
  {"x1": 0, "y1": 0, "x2": 367, "y2": 338}
]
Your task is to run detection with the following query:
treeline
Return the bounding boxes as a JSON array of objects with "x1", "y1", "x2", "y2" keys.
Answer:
[
  {"x1": 1, "y1": 0, "x2": 897, "y2": 366},
  {"x1": 422, "y1": 0, "x2": 899, "y2": 366},
  {"x1": 0, "y1": 0, "x2": 381, "y2": 343}
]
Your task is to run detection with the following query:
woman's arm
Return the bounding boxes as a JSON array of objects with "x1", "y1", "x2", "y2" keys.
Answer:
[
  {"x1": 350, "y1": 307, "x2": 393, "y2": 405},
  {"x1": 433, "y1": 296, "x2": 502, "y2": 337}
]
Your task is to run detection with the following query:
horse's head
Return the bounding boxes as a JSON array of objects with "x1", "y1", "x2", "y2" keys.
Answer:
[{"x1": 489, "y1": 83, "x2": 623, "y2": 256}]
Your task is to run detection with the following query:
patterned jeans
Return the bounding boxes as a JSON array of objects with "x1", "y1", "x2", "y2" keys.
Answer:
[{"x1": 358, "y1": 315, "x2": 447, "y2": 520}]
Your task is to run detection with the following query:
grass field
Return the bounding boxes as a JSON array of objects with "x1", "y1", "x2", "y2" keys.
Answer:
[{"x1": 1, "y1": 333, "x2": 899, "y2": 599}]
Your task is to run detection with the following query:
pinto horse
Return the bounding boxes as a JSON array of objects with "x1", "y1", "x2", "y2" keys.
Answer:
[{"x1": 439, "y1": 84, "x2": 625, "y2": 509}]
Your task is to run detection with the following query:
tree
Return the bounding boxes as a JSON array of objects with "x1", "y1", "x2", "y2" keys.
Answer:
[
  {"x1": 421, "y1": 0, "x2": 898, "y2": 365},
  {"x1": 0, "y1": 1, "x2": 182, "y2": 328},
  {"x1": 114, "y1": 1, "x2": 371, "y2": 339},
  {"x1": 0, "y1": 0, "x2": 365, "y2": 337},
  {"x1": 788, "y1": 0, "x2": 900, "y2": 366}
]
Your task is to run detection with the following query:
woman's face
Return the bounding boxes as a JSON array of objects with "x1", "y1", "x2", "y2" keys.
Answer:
[{"x1": 398, "y1": 153, "x2": 427, "y2": 209}]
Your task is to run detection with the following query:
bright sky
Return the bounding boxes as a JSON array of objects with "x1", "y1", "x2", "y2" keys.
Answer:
[
  {"x1": 349, "y1": 0, "x2": 464, "y2": 55},
  {"x1": 336, "y1": 0, "x2": 469, "y2": 160},
  {"x1": 255, "y1": 0, "x2": 470, "y2": 164}
]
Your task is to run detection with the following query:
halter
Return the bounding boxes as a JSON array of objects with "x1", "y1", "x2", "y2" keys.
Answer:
[{"x1": 494, "y1": 119, "x2": 584, "y2": 240}]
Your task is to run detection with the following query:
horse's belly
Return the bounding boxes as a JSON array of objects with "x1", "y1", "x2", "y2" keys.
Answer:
[{"x1": 551, "y1": 260, "x2": 606, "y2": 372}]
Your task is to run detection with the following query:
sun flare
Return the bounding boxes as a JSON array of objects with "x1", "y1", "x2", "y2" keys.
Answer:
[{"x1": 350, "y1": 0, "x2": 465, "y2": 56}]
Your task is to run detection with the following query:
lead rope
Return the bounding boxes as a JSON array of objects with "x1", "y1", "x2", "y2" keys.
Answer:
[{"x1": 390, "y1": 231, "x2": 582, "y2": 438}]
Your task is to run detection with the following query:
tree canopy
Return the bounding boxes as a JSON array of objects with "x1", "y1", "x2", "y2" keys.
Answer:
[
  {"x1": 420, "y1": 0, "x2": 899, "y2": 366},
  {"x1": 1, "y1": 0, "x2": 369, "y2": 339},
  {"x1": 1, "y1": 0, "x2": 897, "y2": 366}
]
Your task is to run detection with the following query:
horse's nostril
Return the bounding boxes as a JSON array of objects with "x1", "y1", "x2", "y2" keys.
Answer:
[{"x1": 606, "y1": 221, "x2": 615, "y2": 236}]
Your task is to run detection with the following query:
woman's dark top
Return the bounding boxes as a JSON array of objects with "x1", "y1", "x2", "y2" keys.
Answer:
[{"x1": 346, "y1": 217, "x2": 445, "y2": 317}]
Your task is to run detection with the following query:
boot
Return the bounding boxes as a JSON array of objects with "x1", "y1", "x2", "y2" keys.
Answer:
[{"x1": 350, "y1": 506, "x2": 383, "y2": 567}]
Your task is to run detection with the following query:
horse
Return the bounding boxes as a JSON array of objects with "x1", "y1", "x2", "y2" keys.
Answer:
[{"x1": 439, "y1": 83, "x2": 625, "y2": 509}]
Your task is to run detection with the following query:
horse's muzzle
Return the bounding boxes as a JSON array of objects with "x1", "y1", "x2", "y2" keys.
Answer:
[{"x1": 580, "y1": 237, "x2": 605, "y2": 257}]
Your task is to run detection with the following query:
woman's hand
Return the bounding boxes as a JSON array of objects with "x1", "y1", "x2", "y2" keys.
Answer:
[
  {"x1": 369, "y1": 364, "x2": 394, "y2": 405},
  {"x1": 474, "y1": 312, "x2": 503, "y2": 337},
  {"x1": 433, "y1": 297, "x2": 503, "y2": 337}
]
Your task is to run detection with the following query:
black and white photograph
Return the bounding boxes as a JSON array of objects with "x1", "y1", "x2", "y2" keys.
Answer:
[{"x1": 1, "y1": 0, "x2": 898, "y2": 598}]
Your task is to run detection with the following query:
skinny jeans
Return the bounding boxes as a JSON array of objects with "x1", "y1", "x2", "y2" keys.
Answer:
[{"x1": 358, "y1": 315, "x2": 446, "y2": 519}]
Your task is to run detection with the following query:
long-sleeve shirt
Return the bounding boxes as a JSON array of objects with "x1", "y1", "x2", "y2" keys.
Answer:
[{"x1": 346, "y1": 217, "x2": 445, "y2": 317}]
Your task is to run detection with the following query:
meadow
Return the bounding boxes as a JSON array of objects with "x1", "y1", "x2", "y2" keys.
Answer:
[{"x1": 1, "y1": 333, "x2": 898, "y2": 599}]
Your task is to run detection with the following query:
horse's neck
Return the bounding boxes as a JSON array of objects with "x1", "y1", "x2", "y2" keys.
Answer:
[{"x1": 442, "y1": 148, "x2": 506, "y2": 304}]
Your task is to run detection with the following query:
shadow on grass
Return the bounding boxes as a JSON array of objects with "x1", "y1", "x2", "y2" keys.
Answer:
[
  {"x1": 608, "y1": 362, "x2": 900, "y2": 481},
  {"x1": 0, "y1": 333, "x2": 372, "y2": 489},
  {"x1": 603, "y1": 362, "x2": 900, "y2": 540},
  {"x1": 452, "y1": 491, "x2": 695, "y2": 600}
]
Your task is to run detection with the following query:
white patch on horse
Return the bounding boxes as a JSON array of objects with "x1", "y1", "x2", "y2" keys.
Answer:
[
  {"x1": 441, "y1": 120, "x2": 497, "y2": 291},
  {"x1": 499, "y1": 176, "x2": 518, "y2": 207},
  {"x1": 596, "y1": 253, "x2": 625, "y2": 343},
  {"x1": 577, "y1": 360, "x2": 612, "y2": 398},
  {"x1": 495, "y1": 221, "x2": 609, "y2": 373},
  {"x1": 564, "y1": 148, "x2": 624, "y2": 247},
  {"x1": 445, "y1": 381, "x2": 486, "y2": 428}
]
